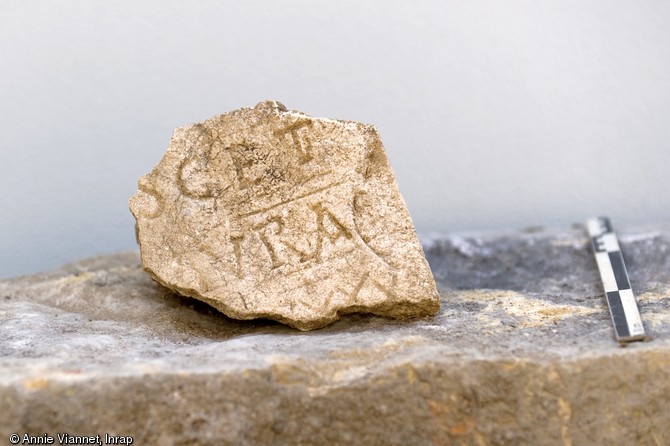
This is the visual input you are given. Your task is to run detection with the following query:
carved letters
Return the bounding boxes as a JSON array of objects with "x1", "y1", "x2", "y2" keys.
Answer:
[
  {"x1": 245, "y1": 202, "x2": 354, "y2": 273},
  {"x1": 130, "y1": 101, "x2": 440, "y2": 331},
  {"x1": 274, "y1": 119, "x2": 314, "y2": 164},
  {"x1": 230, "y1": 144, "x2": 265, "y2": 190}
]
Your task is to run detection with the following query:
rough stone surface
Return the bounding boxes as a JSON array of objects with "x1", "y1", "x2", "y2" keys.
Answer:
[
  {"x1": 129, "y1": 101, "x2": 439, "y2": 331},
  {"x1": 2, "y1": 226, "x2": 670, "y2": 445}
]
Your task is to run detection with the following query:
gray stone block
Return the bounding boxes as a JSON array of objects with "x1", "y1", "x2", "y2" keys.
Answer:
[{"x1": 1, "y1": 226, "x2": 669, "y2": 445}]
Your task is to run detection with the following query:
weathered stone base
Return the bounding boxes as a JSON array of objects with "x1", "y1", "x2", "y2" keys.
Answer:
[{"x1": 2, "y1": 226, "x2": 669, "y2": 445}]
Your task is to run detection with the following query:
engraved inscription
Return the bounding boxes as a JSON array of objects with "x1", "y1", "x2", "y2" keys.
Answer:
[
  {"x1": 178, "y1": 151, "x2": 214, "y2": 198},
  {"x1": 134, "y1": 182, "x2": 165, "y2": 219},
  {"x1": 178, "y1": 147, "x2": 237, "y2": 199},
  {"x1": 247, "y1": 203, "x2": 353, "y2": 272},
  {"x1": 347, "y1": 271, "x2": 397, "y2": 305},
  {"x1": 275, "y1": 119, "x2": 314, "y2": 164},
  {"x1": 130, "y1": 101, "x2": 440, "y2": 330},
  {"x1": 308, "y1": 202, "x2": 353, "y2": 262},
  {"x1": 239, "y1": 181, "x2": 343, "y2": 218},
  {"x1": 230, "y1": 144, "x2": 266, "y2": 190},
  {"x1": 349, "y1": 271, "x2": 371, "y2": 304},
  {"x1": 298, "y1": 269, "x2": 399, "y2": 312},
  {"x1": 253, "y1": 217, "x2": 289, "y2": 269},
  {"x1": 352, "y1": 189, "x2": 398, "y2": 271}
]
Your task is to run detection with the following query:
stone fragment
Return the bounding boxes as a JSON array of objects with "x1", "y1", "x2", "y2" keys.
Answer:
[
  {"x1": 2, "y1": 227, "x2": 670, "y2": 444},
  {"x1": 129, "y1": 101, "x2": 439, "y2": 330}
]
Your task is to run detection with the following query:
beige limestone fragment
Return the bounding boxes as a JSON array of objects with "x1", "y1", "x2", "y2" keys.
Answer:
[{"x1": 129, "y1": 101, "x2": 439, "y2": 330}]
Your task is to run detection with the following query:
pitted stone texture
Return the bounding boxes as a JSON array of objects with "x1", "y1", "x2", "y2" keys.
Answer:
[
  {"x1": 129, "y1": 101, "x2": 439, "y2": 330},
  {"x1": 1, "y1": 227, "x2": 670, "y2": 445}
]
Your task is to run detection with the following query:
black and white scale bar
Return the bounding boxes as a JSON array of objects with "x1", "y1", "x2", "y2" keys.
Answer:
[{"x1": 587, "y1": 217, "x2": 645, "y2": 342}]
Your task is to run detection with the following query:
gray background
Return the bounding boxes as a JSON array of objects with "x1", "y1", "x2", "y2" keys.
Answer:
[{"x1": 1, "y1": 1, "x2": 669, "y2": 279}]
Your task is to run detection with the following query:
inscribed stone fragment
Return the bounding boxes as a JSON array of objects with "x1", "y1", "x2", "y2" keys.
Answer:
[{"x1": 129, "y1": 101, "x2": 439, "y2": 330}]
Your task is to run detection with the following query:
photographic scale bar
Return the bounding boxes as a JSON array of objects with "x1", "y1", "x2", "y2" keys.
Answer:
[{"x1": 587, "y1": 217, "x2": 646, "y2": 342}]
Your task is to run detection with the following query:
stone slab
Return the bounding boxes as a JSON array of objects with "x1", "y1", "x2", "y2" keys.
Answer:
[
  {"x1": 129, "y1": 101, "x2": 439, "y2": 330},
  {"x1": 1, "y1": 226, "x2": 670, "y2": 445}
]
